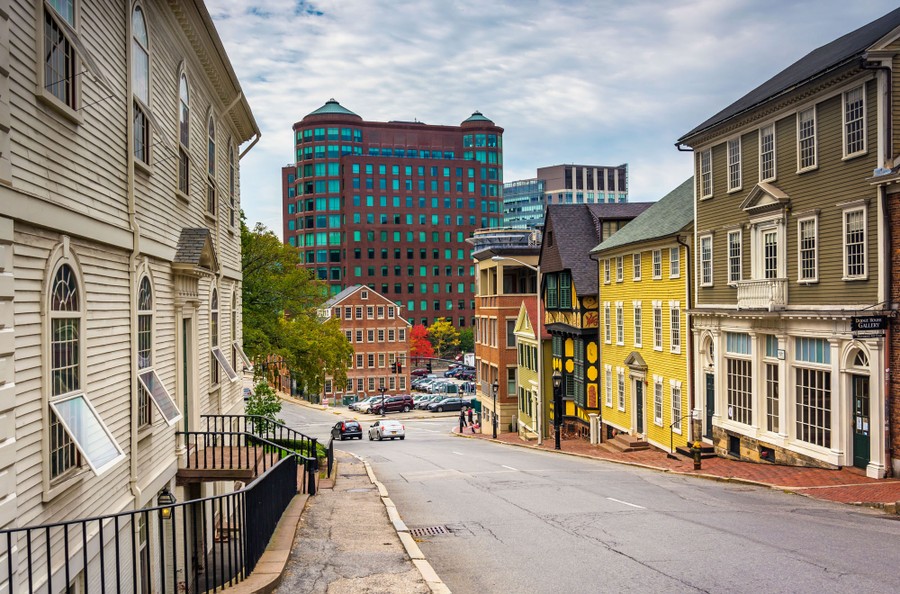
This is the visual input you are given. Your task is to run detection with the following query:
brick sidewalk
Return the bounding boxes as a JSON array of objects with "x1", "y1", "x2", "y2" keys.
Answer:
[{"x1": 454, "y1": 427, "x2": 900, "y2": 508}]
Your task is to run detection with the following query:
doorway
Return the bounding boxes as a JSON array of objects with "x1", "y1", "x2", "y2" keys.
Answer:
[
  {"x1": 852, "y1": 374, "x2": 870, "y2": 470},
  {"x1": 635, "y1": 380, "x2": 644, "y2": 435},
  {"x1": 705, "y1": 373, "x2": 715, "y2": 439},
  {"x1": 182, "y1": 318, "x2": 192, "y2": 432}
]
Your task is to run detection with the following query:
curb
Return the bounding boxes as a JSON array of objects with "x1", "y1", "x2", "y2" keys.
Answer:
[
  {"x1": 449, "y1": 429, "x2": 887, "y2": 506},
  {"x1": 350, "y1": 452, "x2": 452, "y2": 594}
]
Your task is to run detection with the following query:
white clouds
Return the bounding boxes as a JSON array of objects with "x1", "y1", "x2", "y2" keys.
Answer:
[{"x1": 210, "y1": 0, "x2": 899, "y2": 232}]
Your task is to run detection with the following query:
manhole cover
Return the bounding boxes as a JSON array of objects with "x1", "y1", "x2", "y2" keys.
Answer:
[
  {"x1": 409, "y1": 526, "x2": 448, "y2": 538},
  {"x1": 339, "y1": 473, "x2": 369, "y2": 478}
]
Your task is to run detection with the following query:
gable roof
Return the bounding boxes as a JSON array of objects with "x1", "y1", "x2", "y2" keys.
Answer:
[
  {"x1": 591, "y1": 178, "x2": 694, "y2": 254},
  {"x1": 678, "y1": 7, "x2": 900, "y2": 143},
  {"x1": 320, "y1": 285, "x2": 363, "y2": 309},
  {"x1": 174, "y1": 228, "x2": 218, "y2": 272},
  {"x1": 541, "y1": 203, "x2": 652, "y2": 297}
]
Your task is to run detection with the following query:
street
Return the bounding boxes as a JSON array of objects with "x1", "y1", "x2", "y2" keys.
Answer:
[{"x1": 280, "y1": 400, "x2": 900, "y2": 594}]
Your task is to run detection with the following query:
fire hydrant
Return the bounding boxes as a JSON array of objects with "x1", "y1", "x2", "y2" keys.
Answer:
[{"x1": 691, "y1": 441, "x2": 702, "y2": 470}]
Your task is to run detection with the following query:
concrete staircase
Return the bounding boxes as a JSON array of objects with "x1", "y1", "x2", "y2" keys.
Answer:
[{"x1": 598, "y1": 433, "x2": 651, "y2": 453}]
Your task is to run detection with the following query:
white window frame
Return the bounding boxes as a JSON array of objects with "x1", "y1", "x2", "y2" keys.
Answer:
[
  {"x1": 669, "y1": 247, "x2": 680, "y2": 279},
  {"x1": 842, "y1": 85, "x2": 866, "y2": 159},
  {"x1": 615, "y1": 302, "x2": 624, "y2": 346},
  {"x1": 797, "y1": 106, "x2": 817, "y2": 172},
  {"x1": 671, "y1": 380, "x2": 683, "y2": 434},
  {"x1": 632, "y1": 253, "x2": 642, "y2": 281},
  {"x1": 633, "y1": 301, "x2": 642, "y2": 348},
  {"x1": 616, "y1": 256, "x2": 624, "y2": 282},
  {"x1": 842, "y1": 204, "x2": 867, "y2": 280},
  {"x1": 797, "y1": 215, "x2": 818, "y2": 283},
  {"x1": 652, "y1": 249, "x2": 662, "y2": 279},
  {"x1": 669, "y1": 301, "x2": 681, "y2": 354},
  {"x1": 727, "y1": 137, "x2": 742, "y2": 192},
  {"x1": 700, "y1": 150, "x2": 712, "y2": 198},
  {"x1": 699, "y1": 235, "x2": 713, "y2": 287},
  {"x1": 605, "y1": 365, "x2": 613, "y2": 407},
  {"x1": 653, "y1": 376, "x2": 663, "y2": 427},
  {"x1": 727, "y1": 230, "x2": 742, "y2": 285},
  {"x1": 652, "y1": 300, "x2": 663, "y2": 351},
  {"x1": 604, "y1": 302, "x2": 611, "y2": 344},
  {"x1": 749, "y1": 217, "x2": 786, "y2": 281},
  {"x1": 617, "y1": 368, "x2": 625, "y2": 411},
  {"x1": 758, "y1": 123, "x2": 776, "y2": 182},
  {"x1": 603, "y1": 259, "x2": 610, "y2": 284}
]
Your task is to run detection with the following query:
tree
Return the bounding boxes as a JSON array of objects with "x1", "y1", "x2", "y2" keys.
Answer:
[
  {"x1": 242, "y1": 216, "x2": 353, "y2": 395},
  {"x1": 427, "y1": 318, "x2": 460, "y2": 359},
  {"x1": 245, "y1": 380, "x2": 283, "y2": 432},
  {"x1": 408, "y1": 323, "x2": 434, "y2": 365},
  {"x1": 458, "y1": 328, "x2": 474, "y2": 353}
]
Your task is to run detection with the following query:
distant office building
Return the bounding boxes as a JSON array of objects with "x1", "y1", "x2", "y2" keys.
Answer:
[
  {"x1": 503, "y1": 164, "x2": 629, "y2": 229},
  {"x1": 282, "y1": 100, "x2": 504, "y2": 328}
]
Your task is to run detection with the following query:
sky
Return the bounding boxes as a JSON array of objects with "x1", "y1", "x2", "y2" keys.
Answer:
[{"x1": 209, "y1": 0, "x2": 900, "y2": 234}]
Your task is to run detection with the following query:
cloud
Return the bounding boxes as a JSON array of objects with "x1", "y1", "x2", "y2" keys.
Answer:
[{"x1": 210, "y1": 0, "x2": 899, "y2": 232}]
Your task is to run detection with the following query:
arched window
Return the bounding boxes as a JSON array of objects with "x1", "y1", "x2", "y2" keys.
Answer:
[
  {"x1": 135, "y1": 274, "x2": 181, "y2": 426},
  {"x1": 178, "y1": 72, "x2": 190, "y2": 194},
  {"x1": 206, "y1": 117, "x2": 216, "y2": 215},
  {"x1": 47, "y1": 259, "x2": 124, "y2": 480},
  {"x1": 210, "y1": 287, "x2": 219, "y2": 384},
  {"x1": 132, "y1": 5, "x2": 150, "y2": 164}
]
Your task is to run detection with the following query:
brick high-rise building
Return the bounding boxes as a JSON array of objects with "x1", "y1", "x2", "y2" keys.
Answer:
[{"x1": 283, "y1": 100, "x2": 504, "y2": 328}]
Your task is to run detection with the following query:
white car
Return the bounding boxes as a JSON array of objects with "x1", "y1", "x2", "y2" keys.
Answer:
[
  {"x1": 368, "y1": 419, "x2": 406, "y2": 441},
  {"x1": 350, "y1": 396, "x2": 378, "y2": 411}
]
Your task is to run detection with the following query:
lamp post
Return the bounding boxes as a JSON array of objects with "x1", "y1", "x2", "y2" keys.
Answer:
[
  {"x1": 379, "y1": 385, "x2": 386, "y2": 417},
  {"x1": 491, "y1": 380, "x2": 499, "y2": 439},
  {"x1": 552, "y1": 369, "x2": 562, "y2": 450},
  {"x1": 490, "y1": 255, "x2": 542, "y2": 444},
  {"x1": 158, "y1": 487, "x2": 176, "y2": 521}
]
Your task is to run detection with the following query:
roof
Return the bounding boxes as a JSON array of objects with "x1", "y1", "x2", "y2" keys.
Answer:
[
  {"x1": 306, "y1": 98, "x2": 361, "y2": 119},
  {"x1": 320, "y1": 285, "x2": 362, "y2": 309},
  {"x1": 591, "y1": 177, "x2": 694, "y2": 254},
  {"x1": 174, "y1": 228, "x2": 218, "y2": 272},
  {"x1": 522, "y1": 297, "x2": 551, "y2": 340},
  {"x1": 678, "y1": 7, "x2": 900, "y2": 143},
  {"x1": 542, "y1": 203, "x2": 652, "y2": 296},
  {"x1": 461, "y1": 110, "x2": 493, "y2": 124}
]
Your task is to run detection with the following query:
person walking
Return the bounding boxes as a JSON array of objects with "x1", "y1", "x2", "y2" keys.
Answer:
[
  {"x1": 467, "y1": 407, "x2": 474, "y2": 433},
  {"x1": 459, "y1": 408, "x2": 466, "y2": 434}
]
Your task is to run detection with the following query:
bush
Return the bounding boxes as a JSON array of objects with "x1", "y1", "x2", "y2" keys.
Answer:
[{"x1": 245, "y1": 380, "x2": 283, "y2": 432}]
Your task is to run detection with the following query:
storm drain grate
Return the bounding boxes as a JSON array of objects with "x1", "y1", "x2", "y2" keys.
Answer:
[{"x1": 409, "y1": 525, "x2": 448, "y2": 538}]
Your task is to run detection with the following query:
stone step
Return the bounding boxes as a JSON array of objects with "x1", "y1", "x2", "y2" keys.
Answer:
[{"x1": 606, "y1": 433, "x2": 651, "y2": 453}]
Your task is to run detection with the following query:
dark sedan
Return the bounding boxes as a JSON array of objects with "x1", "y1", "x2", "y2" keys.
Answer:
[
  {"x1": 426, "y1": 397, "x2": 470, "y2": 413},
  {"x1": 331, "y1": 420, "x2": 363, "y2": 440}
]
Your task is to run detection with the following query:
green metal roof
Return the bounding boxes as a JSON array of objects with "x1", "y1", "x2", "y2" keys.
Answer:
[
  {"x1": 591, "y1": 177, "x2": 694, "y2": 254},
  {"x1": 462, "y1": 110, "x2": 493, "y2": 124},
  {"x1": 307, "y1": 98, "x2": 359, "y2": 117}
]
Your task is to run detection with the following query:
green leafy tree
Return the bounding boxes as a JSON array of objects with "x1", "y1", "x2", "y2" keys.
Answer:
[
  {"x1": 427, "y1": 318, "x2": 460, "y2": 359},
  {"x1": 245, "y1": 380, "x2": 283, "y2": 432},
  {"x1": 241, "y1": 216, "x2": 353, "y2": 396},
  {"x1": 458, "y1": 328, "x2": 474, "y2": 353}
]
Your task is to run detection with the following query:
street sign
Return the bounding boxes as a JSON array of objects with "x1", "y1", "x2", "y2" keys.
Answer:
[{"x1": 851, "y1": 315, "x2": 887, "y2": 338}]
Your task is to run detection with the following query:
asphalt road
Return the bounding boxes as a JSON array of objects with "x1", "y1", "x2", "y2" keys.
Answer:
[{"x1": 280, "y1": 400, "x2": 900, "y2": 594}]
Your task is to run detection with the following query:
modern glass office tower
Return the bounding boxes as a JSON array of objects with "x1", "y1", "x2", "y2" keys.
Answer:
[{"x1": 282, "y1": 100, "x2": 503, "y2": 327}]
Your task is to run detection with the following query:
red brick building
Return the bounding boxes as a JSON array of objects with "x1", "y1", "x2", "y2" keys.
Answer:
[
  {"x1": 318, "y1": 285, "x2": 411, "y2": 401},
  {"x1": 283, "y1": 100, "x2": 503, "y2": 329}
]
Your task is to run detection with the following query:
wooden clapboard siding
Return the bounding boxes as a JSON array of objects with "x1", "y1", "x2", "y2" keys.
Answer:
[{"x1": 695, "y1": 74, "x2": 879, "y2": 308}]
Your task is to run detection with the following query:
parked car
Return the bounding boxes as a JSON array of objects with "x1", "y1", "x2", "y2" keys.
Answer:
[
  {"x1": 427, "y1": 397, "x2": 470, "y2": 413},
  {"x1": 331, "y1": 420, "x2": 363, "y2": 440},
  {"x1": 350, "y1": 396, "x2": 379, "y2": 411},
  {"x1": 368, "y1": 419, "x2": 405, "y2": 441},
  {"x1": 369, "y1": 394, "x2": 415, "y2": 414},
  {"x1": 416, "y1": 394, "x2": 445, "y2": 409},
  {"x1": 410, "y1": 368, "x2": 430, "y2": 377},
  {"x1": 242, "y1": 387, "x2": 252, "y2": 400}
]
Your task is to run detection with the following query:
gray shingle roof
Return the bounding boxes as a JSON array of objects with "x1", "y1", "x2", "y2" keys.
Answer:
[
  {"x1": 320, "y1": 285, "x2": 363, "y2": 309},
  {"x1": 174, "y1": 228, "x2": 218, "y2": 271},
  {"x1": 541, "y1": 203, "x2": 652, "y2": 297},
  {"x1": 591, "y1": 177, "x2": 694, "y2": 254},
  {"x1": 678, "y1": 7, "x2": 900, "y2": 143}
]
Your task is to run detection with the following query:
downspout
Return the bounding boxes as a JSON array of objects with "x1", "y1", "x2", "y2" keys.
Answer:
[
  {"x1": 124, "y1": 4, "x2": 142, "y2": 503},
  {"x1": 862, "y1": 57, "x2": 893, "y2": 477},
  {"x1": 676, "y1": 234, "x2": 695, "y2": 442}
]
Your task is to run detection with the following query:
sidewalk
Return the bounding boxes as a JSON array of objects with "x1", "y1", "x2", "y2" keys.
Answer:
[{"x1": 453, "y1": 426, "x2": 900, "y2": 510}]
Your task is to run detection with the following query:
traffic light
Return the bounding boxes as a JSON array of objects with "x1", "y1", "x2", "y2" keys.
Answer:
[
  {"x1": 396, "y1": 362, "x2": 402, "y2": 374},
  {"x1": 390, "y1": 362, "x2": 397, "y2": 373},
  {"x1": 426, "y1": 360, "x2": 432, "y2": 372}
]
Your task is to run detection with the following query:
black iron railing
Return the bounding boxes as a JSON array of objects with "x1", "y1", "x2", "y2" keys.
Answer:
[
  {"x1": 202, "y1": 414, "x2": 319, "y2": 459},
  {"x1": 326, "y1": 437, "x2": 335, "y2": 477},
  {"x1": 0, "y1": 454, "x2": 298, "y2": 594}
]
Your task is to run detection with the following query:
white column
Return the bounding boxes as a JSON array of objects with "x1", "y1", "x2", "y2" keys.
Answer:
[
  {"x1": 828, "y1": 338, "x2": 843, "y2": 461},
  {"x1": 777, "y1": 332, "x2": 789, "y2": 438}
]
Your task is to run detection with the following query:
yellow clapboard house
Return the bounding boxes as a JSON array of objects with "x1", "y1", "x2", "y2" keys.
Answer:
[{"x1": 590, "y1": 179, "x2": 694, "y2": 452}]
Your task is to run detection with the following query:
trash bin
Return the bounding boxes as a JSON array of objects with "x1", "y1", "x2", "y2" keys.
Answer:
[{"x1": 341, "y1": 394, "x2": 358, "y2": 406}]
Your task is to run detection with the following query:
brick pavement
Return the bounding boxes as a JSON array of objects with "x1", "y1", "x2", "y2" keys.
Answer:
[{"x1": 454, "y1": 426, "x2": 900, "y2": 508}]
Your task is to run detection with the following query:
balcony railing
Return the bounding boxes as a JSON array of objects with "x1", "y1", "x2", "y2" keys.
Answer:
[
  {"x1": 735, "y1": 278, "x2": 787, "y2": 310},
  {"x1": 0, "y1": 416, "x2": 319, "y2": 593}
]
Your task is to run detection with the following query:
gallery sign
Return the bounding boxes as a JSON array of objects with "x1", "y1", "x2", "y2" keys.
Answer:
[{"x1": 851, "y1": 315, "x2": 887, "y2": 338}]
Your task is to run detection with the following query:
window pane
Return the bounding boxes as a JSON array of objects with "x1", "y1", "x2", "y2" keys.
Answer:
[
  {"x1": 50, "y1": 395, "x2": 124, "y2": 475},
  {"x1": 212, "y1": 346, "x2": 238, "y2": 381},
  {"x1": 138, "y1": 370, "x2": 182, "y2": 425}
]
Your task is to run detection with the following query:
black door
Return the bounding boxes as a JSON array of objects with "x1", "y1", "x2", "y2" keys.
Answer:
[
  {"x1": 705, "y1": 373, "x2": 715, "y2": 439},
  {"x1": 635, "y1": 380, "x2": 644, "y2": 434},
  {"x1": 852, "y1": 375, "x2": 870, "y2": 470}
]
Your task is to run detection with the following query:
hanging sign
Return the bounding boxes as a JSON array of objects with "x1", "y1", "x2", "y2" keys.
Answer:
[{"x1": 851, "y1": 315, "x2": 887, "y2": 338}]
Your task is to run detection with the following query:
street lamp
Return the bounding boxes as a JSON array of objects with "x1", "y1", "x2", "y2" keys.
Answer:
[
  {"x1": 490, "y1": 255, "x2": 542, "y2": 444},
  {"x1": 379, "y1": 385, "x2": 386, "y2": 417},
  {"x1": 157, "y1": 487, "x2": 176, "y2": 521},
  {"x1": 552, "y1": 369, "x2": 562, "y2": 450},
  {"x1": 491, "y1": 380, "x2": 499, "y2": 439}
]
